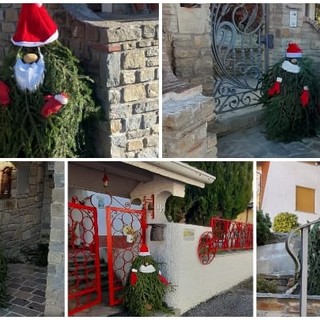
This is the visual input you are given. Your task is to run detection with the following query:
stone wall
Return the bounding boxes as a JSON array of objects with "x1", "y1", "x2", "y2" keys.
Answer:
[
  {"x1": 0, "y1": 4, "x2": 159, "y2": 158},
  {"x1": 163, "y1": 4, "x2": 213, "y2": 95},
  {"x1": 45, "y1": 162, "x2": 64, "y2": 316},
  {"x1": 49, "y1": 4, "x2": 159, "y2": 158},
  {"x1": 257, "y1": 293, "x2": 320, "y2": 316},
  {"x1": 268, "y1": 4, "x2": 320, "y2": 70},
  {"x1": 0, "y1": 162, "x2": 45, "y2": 260}
]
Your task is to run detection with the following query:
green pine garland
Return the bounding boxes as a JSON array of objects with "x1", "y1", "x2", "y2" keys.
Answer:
[
  {"x1": 259, "y1": 57, "x2": 320, "y2": 142},
  {"x1": 307, "y1": 221, "x2": 320, "y2": 295},
  {"x1": 0, "y1": 246, "x2": 8, "y2": 308},
  {"x1": 0, "y1": 41, "x2": 101, "y2": 157},
  {"x1": 123, "y1": 255, "x2": 173, "y2": 316}
]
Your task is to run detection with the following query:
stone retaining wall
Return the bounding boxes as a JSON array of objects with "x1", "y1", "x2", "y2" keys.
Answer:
[{"x1": 257, "y1": 293, "x2": 320, "y2": 317}]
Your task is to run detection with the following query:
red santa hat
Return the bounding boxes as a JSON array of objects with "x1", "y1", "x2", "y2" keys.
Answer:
[
  {"x1": 286, "y1": 43, "x2": 303, "y2": 58},
  {"x1": 139, "y1": 243, "x2": 150, "y2": 256},
  {"x1": 11, "y1": 4, "x2": 58, "y2": 47}
]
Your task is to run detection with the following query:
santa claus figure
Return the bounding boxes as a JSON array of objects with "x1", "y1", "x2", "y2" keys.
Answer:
[
  {"x1": 0, "y1": 4, "x2": 97, "y2": 157},
  {"x1": 11, "y1": 3, "x2": 59, "y2": 92},
  {"x1": 259, "y1": 43, "x2": 320, "y2": 142},
  {"x1": 124, "y1": 243, "x2": 172, "y2": 316}
]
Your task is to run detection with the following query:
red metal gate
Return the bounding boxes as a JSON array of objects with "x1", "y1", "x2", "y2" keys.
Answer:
[
  {"x1": 106, "y1": 206, "x2": 146, "y2": 306},
  {"x1": 68, "y1": 201, "x2": 101, "y2": 316}
]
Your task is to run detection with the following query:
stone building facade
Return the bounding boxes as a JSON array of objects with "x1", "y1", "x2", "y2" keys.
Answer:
[
  {"x1": 164, "y1": 3, "x2": 320, "y2": 93},
  {"x1": 268, "y1": 3, "x2": 320, "y2": 70},
  {"x1": 162, "y1": 3, "x2": 320, "y2": 158},
  {"x1": 0, "y1": 4, "x2": 159, "y2": 158},
  {"x1": 0, "y1": 161, "x2": 64, "y2": 316},
  {"x1": 0, "y1": 162, "x2": 51, "y2": 259}
]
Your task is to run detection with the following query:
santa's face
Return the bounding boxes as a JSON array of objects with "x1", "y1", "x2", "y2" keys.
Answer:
[
  {"x1": 139, "y1": 262, "x2": 156, "y2": 273},
  {"x1": 14, "y1": 52, "x2": 45, "y2": 92},
  {"x1": 281, "y1": 58, "x2": 300, "y2": 74}
]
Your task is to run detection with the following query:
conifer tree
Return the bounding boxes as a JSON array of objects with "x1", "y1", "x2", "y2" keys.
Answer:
[
  {"x1": 165, "y1": 162, "x2": 253, "y2": 225},
  {"x1": 259, "y1": 43, "x2": 320, "y2": 142},
  {"x1": 308, "y1": 221, "x2": 320, "y2": 295},
  {"x1": 123, "y1": 244, "x2": 172, "y2": 316},
  {"x1": 0, "y1": 4, "x2": 100, "y2": 157}
]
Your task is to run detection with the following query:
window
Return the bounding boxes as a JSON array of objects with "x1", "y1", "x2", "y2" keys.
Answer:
[
  {"x1": 305, "y1": 4, "x2": 320, "y2": 23},
  {"x1": 17, "y1": 164, "x2": 30, "y2": 195},
  {"x1": 0, "y1": 167, "x2": 12, "y2": 198},
  {"x1": 296, "y1": 186, "x2": 315, "y2": 213},
  {"x1": 315, "y1": 4, "x2": 320, "y2": 23}
]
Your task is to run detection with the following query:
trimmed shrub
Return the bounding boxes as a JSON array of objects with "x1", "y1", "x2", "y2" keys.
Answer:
[
  {"x1": 257, "y1": 210, "x2": 273, "y2": 246},
  {"x1": 257, "y1": 277, "x2": 278, "y2": 293},
  {"x1": 272, "y1": 212, "x2": 299, "y2": 233}
]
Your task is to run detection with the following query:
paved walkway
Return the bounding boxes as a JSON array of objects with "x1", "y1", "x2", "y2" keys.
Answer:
[
  {"x1": 182, "y1": 278, "x2": 253, "y2": 317},
  {"x1": 217, "y1": 123, "x2": 320, "y2": 158},
  {"x1": 0, "y1": 263, "x2": 47, "y2": 317}
]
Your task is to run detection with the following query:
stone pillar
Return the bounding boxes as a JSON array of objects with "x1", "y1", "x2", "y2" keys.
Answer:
[
  {"x1": 163, "y1": 4, "x2": 214, "y2": 95},
  {"x1": 162, "y1": 33, "x2": 217, "y2": 158},
  {"x1": 49, "y1": 4, "x2": 159, "y2": 158},
  {"x1": 44, "y1": 162, "x2": 64, "y2": 316}
]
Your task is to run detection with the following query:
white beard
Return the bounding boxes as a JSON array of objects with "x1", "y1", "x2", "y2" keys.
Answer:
[
  {"x1": 14, "y1": 53, "x2": 45, "y2": 92},
  {"x1": 281, "y1": 60, "x2": 300, "y2": 74},
  {"x1": 139, "y1": 264, "x2": 156, "y2": 273}
]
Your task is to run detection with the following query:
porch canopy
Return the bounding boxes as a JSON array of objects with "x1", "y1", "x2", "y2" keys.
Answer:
[{"x1": 68, "y1": 161, "x2": 215, "y2": 198}]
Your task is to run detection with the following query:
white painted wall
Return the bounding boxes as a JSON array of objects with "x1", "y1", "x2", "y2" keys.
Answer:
[
  {"x1": 148, "y1": 223, "x2": 253, "y2": 314},
  {"x1": 262, "y1": 162, "x2": 320, "y2": 225}
]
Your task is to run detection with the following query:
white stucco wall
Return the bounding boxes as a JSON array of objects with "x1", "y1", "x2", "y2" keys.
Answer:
[
  {"x1": 262, "y1": 162, "x2": 320, "y2": 225},
  {"x1": 148, "y1": 223, "x2": 253, "y2": 314}
]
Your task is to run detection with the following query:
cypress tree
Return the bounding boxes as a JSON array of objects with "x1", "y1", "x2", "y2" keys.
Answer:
[
  {"x1": 308, "y1": 221, "x2": 320, "y2": 295},
  {"x1": 165, "y1": 162, "x2": 253, "y2": 225}
]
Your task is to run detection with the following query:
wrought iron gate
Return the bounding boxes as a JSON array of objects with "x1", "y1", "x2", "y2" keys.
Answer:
[
  {"x1": 106, "y1": 206, "x2": 146, "y2": 306},
  {"x1": 211, "y1": 4, "x2": 271, "y2": 113},
  {"x1": 68, "y1": 202, "x2": 101, "y2": 316}
]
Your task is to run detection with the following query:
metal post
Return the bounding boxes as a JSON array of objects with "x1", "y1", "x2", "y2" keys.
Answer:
[{"x1": 300, "y1": 227, "x2": 308, "y2": 317}]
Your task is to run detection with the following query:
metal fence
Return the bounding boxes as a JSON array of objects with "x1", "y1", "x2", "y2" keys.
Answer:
[{"x1": 198, "y1": 217, "x2": 253, "y2": 265}]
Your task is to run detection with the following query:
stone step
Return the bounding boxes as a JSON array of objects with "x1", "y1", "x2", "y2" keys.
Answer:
[{"x1": 208, "y1": 104, "x2": 264, "y2": 137}]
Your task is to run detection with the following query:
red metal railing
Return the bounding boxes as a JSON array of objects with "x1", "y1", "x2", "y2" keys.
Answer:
[
  {"x1": 106, "y1": 206, "x2": 146, "y2": 306},
  {"x1": 68, "y1": 202, "x2": 102, "y2": 316},
  {"x1": 198, "y1": 217, "x2": 253, "y2": 265}
]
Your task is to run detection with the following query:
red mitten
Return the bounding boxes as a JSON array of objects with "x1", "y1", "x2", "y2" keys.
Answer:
[
  {"x1": 300, "y1": 86, "x2": 310, "y2": 108},
  {"x1": 130, "y1": 269, "x2": 138, "y2": 286},
  {"x1": 268, "y1": 77, "x2": 282, "y2": 96},
  {"x1": 159, "y1": 271, "x2": 169, "y2": 286},
  {"x1": 41, "y1": 92, "x2": 69, "y2": 118},
  {"x1": 0, "y1": 80, "x2": 10, "y2": 107}
]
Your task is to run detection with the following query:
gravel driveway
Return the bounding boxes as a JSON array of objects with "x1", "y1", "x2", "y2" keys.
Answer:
[{"x1": 182, "y1": 278, "x2": 253, "y2": 317}]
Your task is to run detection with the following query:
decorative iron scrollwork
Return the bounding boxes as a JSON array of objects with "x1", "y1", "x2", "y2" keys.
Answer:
[{"x1": 211, "y1": 4, "x2": 266, "y2": 113}]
